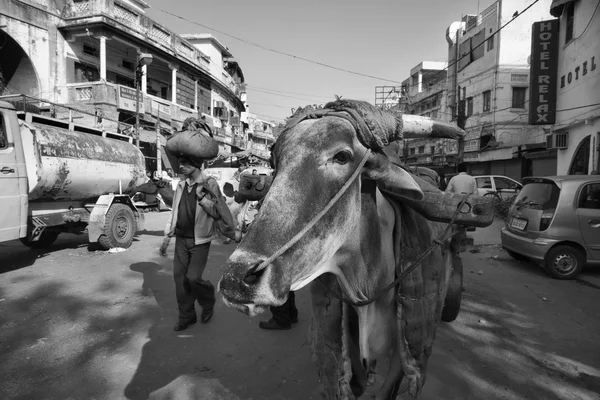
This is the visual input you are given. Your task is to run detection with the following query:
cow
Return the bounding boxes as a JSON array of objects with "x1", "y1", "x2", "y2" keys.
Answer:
[{"x1": 218, "y1": 100, "x2": 467, "y2": 399}]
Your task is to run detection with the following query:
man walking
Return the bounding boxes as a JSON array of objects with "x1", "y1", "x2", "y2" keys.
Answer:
[
  {"x1": 445, "y1": 163, "x2": 478, "y2": 195},
  {"x1": 161, "y1": 157, "x2": 240, "y2": 332}
]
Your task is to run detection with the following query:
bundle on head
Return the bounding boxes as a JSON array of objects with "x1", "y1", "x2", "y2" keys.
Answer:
[{"x1": 166, "y1": 117, "x2": 219, "y2": 165}]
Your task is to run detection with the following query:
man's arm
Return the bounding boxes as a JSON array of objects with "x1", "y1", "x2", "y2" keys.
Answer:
[{"x1": 445, "y1": 177, "x2": 455, "y2": 193}]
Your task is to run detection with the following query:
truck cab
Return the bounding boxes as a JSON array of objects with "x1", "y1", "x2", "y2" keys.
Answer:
[{"x1": 0, "y1": 102, "x2": 28, "y2": 243}]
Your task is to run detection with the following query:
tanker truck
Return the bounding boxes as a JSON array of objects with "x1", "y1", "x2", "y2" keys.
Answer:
[{"x1": 0, "y1": 100, "x2": 147, "y2": 249}]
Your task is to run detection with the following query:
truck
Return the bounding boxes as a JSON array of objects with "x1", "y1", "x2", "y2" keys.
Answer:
[{"x1": 0, "y1": 100, "x2": 147, "y2": 249}]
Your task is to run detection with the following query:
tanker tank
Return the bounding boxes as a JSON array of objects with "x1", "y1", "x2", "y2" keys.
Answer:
[{"x1": 19, "y1": 119, "x2": 147, "y2": 202}]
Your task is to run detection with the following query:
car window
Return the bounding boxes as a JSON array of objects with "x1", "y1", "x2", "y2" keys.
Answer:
[
  {"x1": 578, "y1": 183, "x2": 600, "y2": 210},
  {"x1": 495, "y1": 177, "x2": 517, "y2": 190},
  {"x1": 514, "y1": 181, "x2": 560, "y2": 210},
  {"x1": 476, "y1": 177, "x2": 492, "y2": 189}
]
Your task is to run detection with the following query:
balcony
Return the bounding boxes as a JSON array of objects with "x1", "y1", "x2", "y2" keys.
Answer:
[
  {"x1": 64, "y1": 81, "x2": 199, "y2": 131},
  {"x1": 62, "y1": 0, "x2": 210, "y2": 74}
]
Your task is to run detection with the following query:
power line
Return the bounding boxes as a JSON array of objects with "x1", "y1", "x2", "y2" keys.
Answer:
[
  {"x1": 155, "y1": 8, "x2": 405, "y2": 84},
  {"x1": 246, "y1": 85, "x2": 332, "y2": 100}
]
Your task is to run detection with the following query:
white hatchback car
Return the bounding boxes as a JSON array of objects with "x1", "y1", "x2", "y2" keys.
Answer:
[{"x1": 474, "y1": 175, "x2": 522, "y2": 200}]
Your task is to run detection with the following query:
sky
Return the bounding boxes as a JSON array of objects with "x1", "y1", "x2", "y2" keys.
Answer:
[{"x1": 144, "y1": 0, "x2": 494, "y2": 123}]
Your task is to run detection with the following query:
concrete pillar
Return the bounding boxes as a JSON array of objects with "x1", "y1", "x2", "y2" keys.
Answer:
[
  {"x1": 194, "y1": 80, "x2": 198, "y2": 112},
  {"x1": 99, "y1": 36, "x2": 107, "y2": 81},
  {"x1": 171, "y1": 67, "x2": 178, "y2": 104},
  {"x1": 417, "y1": 71, "x2": 423, "y2": 93},
  {"x1": 141, "y1": 65, "x2": 148, "y2": 93}
]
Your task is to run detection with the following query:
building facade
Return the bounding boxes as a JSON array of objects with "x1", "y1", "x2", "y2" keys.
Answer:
[
  {"x1": 445, "y1": 0, "x2": 555, "y2": 180},
  {"x1": 0, "y1": 0, "x2": 246, "y2": 172},
  {"x1": 547, "y1": 0, "x2": 600, "y2": 175},
  {"x1": 399, "y1": 61, "x2": 459, "y2": 176}
]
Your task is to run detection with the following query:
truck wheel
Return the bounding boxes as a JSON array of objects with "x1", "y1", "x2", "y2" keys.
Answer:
[
  {"x1": 441, "y1": 254, "x2": 463, "y2": 322},
  {"x1": 20, "y1": 230, "x2": 59, "y2": 249},
  {"x1": 98, "y1": 204, "x2": 137, "y2": 250}
]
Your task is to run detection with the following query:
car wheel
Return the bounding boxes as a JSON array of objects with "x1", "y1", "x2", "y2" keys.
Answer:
[
  {"x1": 506, "y1": 249, "x2": 528, "y2": 262},
  {"x1": 544, "y1": 245, "x2": 584, "y2": 280}
]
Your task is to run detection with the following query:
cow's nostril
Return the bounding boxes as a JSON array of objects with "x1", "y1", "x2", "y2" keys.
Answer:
[{"x1": 243, "y1": 262, "x2": 266, "y2": 285}]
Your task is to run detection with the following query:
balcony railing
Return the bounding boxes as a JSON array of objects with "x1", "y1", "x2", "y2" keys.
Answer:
[{"x1": 64, "y1": 0, "x2": 210, "y2": 74}]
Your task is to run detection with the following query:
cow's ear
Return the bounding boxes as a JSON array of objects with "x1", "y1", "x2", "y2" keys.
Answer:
[{"x1": 363, "y1": 152, "x2": 424, "y2": 202}]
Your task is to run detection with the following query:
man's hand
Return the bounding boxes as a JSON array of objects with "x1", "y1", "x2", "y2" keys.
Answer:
[{"x1": 159, "y1": 236, "x2": 171, "y2": 256}]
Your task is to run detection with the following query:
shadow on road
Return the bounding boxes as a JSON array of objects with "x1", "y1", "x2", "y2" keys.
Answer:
[
  {"x1": 125, "y1": 261, "x2": 222, "y2": 400},
  {"x1": 420, "y1": 256, "x2": 600, "y2": 400},
  {"x1": 0, "y1": 235, "x2": 91, "y2": 274},
  {"x1": 0, "y1": 278, "x2": 157, "y2": 400}
]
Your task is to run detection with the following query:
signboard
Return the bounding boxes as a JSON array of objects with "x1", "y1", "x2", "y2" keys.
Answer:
[
  {"x1": 463, "y1": 152, "x2": 479, "y2": 162},
  {"x1": 116, "y1": 85, "x2": 145, "y2": 112},
  {"x1": 464, "y1": 139, "x2": 479, "y2": 152},
  {"x1": 529, "y1": 19, "x2": 559, "y2": 125}
]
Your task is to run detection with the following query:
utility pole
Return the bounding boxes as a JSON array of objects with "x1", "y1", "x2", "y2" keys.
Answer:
[
  {"x1": 134, "y1": 53, "x2": 153, "y2": 148},
  {"x1": 156, "y1": 108, "x2": 162, "y2": 175}
]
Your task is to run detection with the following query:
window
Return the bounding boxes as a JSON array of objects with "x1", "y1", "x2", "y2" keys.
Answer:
[
  {"x1": 578, "y1": 183, "x2": 600, "y2": 210},
  {"x1": 0, "y1": 116, "x2": 7, "y2": 149},
  {"x1": 410, "y1": 148, "x2": 416, "y2": 155},
  {"x1": 83, "y1": 44, "x2": 99, "y2": 58},
  {"x1": 486, "y1": 36, "x2": 494, "y2": 51},
  {"x1": 418, "y1": 146, "x2": 425, "y2": 154},
  {"x1": 495, "y1": 177, "x2": 519, "y2": 191},
  {"x1": 431, "y1": 110, "x2": 438, "y2": 119},
  {"x1": 467, "y1": 97, "x2": 473, "y2": 116},
  {"x1": 476, "y1": 177, "x2": 493, "y2": 189},
  {"x1": 430, "y1": 145, "x2": 435, "y2": 154},
  {"x1": 74, "y1": 62, "x2": 100, "y2": 83},
  {"x1": 483, "y1": 90, "x2": 491, "y2": 112},
  {"x1": 512, "y1": 87, "x2": 527, "y2": 108},
  {"x1": 565, "y1": 2, "x2": 575, "y2": 43}
]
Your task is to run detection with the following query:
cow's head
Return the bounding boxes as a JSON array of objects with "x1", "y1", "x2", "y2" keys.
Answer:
[{"x1": 218, "y1": 100, "x2": 463, "y2": 315}]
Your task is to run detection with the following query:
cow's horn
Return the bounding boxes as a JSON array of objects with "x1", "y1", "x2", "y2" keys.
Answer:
[{"x1": 400, "y1": 114, "x2": 465, "y2": 140}]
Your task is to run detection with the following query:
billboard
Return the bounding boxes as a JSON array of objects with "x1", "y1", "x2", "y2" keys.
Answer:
[{"x1": 529, "y1": 19, "x2": 559, "y2": 125}]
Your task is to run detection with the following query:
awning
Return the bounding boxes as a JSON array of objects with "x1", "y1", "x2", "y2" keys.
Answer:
[{"x1": 550, "y1": 0, "x2": 572, "y2": 17}]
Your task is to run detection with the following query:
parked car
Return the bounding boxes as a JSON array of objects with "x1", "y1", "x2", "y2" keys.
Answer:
[
  {"x1": 501, "y1": 175, "x2": 600, "y2": 279},
  {"x1": 474, "y1": 175, "x2": 523, "y2": 199}
]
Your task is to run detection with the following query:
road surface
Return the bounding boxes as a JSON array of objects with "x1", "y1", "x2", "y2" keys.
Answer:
[{"x1": 1, "y1": 212, "x2": 599, "y2": 400}]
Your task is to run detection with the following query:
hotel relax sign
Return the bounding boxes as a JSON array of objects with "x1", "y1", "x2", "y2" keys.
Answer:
[{"x1": 529, "y1": 19, "x2": 559, "y2": 125}]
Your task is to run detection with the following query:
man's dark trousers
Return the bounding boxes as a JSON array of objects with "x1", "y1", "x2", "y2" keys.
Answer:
[
  {"x1": 270, "y1": 291, "x2": 298, "y2": 327},
  {"x1": 173, "y1": 237, "x2": 214, "y2": 322}
]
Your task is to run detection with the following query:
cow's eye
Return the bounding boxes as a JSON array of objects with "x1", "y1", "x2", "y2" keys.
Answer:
[{"x1": 333, "y1": 151, "x2": 351, "y2": 164}]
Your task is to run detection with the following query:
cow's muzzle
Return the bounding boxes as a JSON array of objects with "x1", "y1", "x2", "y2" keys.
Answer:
[{"x1": 218, "y1": 260, "x2": 271, "y2": 316}]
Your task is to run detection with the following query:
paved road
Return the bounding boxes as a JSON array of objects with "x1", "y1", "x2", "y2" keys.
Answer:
[{"x1": 1, "y1": 212, "x2": 599, "y2": 400}]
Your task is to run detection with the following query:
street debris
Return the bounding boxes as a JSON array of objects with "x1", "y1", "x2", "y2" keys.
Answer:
[
  {"x1": 476, "y1": 270, "x2": 484, "y2": 275},
  {"x1": 542, "y1": 297, "x2": 548, "y2": 301},
  {"x1": 491, "y1": 255, "x2": 500, "y2": 260},
  {"x1": 108, "y1": 247, "x2": 128, "y2": 253}
]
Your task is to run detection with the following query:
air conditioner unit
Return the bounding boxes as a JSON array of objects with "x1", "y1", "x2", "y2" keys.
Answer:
[
  {"x1": 214, "y1": 101, "x2": 225, "y2": 108},
  {"x1": 546, "y1": 132, "x2": 568, "y2": 149}
]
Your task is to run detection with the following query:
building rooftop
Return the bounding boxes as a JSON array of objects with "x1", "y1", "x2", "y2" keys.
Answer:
[{"x1": 181, "y1": 33, "x2": 232, "y2": 57}]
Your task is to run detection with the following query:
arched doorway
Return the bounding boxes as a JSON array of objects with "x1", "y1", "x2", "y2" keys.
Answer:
[
  {"x1": 0, "y1": 29, "x2": 40, "y2": 96},
  {"x1": 568, "y1": 135, "x2": 590, "y2": 175}
]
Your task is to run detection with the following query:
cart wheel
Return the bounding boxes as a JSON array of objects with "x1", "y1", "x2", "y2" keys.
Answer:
[
  {"x1": 98, "y1": 204, "x2": 137, "y2": 250},
  {"x1": 441, "y1": 254, "x2": 463, "y2": 322}
]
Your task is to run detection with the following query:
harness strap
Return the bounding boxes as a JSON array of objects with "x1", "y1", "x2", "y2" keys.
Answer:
[
  {"x1": 320, "y1": 193, "x2": 473, "y2": 307},
  {"x1": 250, "y1": 149, "x2": 372, "y2": 274}
]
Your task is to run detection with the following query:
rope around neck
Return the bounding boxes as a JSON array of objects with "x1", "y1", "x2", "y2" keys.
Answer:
[{"x1": 251, "y1": 149, "x2": 372, "y2": 274}]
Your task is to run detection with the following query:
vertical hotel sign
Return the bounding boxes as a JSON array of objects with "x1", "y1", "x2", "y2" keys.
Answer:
[{"x1": 529, "y1": 19, "x2": 559, "y2": 125}]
